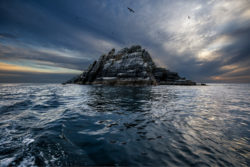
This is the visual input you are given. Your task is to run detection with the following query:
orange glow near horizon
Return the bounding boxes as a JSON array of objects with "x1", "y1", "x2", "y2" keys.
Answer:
[
  {"x1": 0, "y1": 62, "x2": 43, "y2": 73},
  {"x1": 211, "y1": 75, "x2": 250, "y2": 82},
  {"x1": 0, "y1": 62, "x2": 81, "y2": 74}
]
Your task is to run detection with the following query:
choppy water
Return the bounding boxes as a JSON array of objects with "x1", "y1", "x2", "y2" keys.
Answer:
[{"x1": 0, "y1": 83, "x2": 249, "y2": 166}]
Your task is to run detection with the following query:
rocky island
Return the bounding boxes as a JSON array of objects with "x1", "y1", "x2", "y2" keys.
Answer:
[{"x1": 65, "y1": 45, "x2": 196, "y2": 86}]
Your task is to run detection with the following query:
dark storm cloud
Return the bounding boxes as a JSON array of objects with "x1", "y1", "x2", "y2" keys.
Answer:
[
  {"x1": 0, "y1": 33, "x2": 17, "y2": 39},
  {"x1": 0, "y1": 0, "x2": 249, "y2": 82},
  {"x1": 0, "y1": 0, "x2": 121, "y2": 56},
  {"x1": 221, "y1": 25, "x2": 250, "y2": 64},
  {"x1": 0, "y1": 42, "x2": 91, "y2": 70}
]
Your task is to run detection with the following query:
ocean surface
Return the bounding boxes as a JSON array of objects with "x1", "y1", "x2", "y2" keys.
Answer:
[{"x1": 0, "y1": 83, "x2": 249, "y2": 166}]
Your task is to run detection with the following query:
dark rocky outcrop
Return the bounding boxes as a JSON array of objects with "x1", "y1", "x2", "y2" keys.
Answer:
[{"x1": 65, "y1": 45, "x2": 196, "y2": 86}]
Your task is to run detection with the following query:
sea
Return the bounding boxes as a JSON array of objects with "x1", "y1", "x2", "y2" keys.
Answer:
[{"x1": 0, "y1": 83, "x2": 249, "y2": 166}]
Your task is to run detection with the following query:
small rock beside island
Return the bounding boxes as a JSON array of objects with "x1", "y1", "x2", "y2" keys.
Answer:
[{"x1": 65, "y1": 45, "x2": 199, "y2": 86}]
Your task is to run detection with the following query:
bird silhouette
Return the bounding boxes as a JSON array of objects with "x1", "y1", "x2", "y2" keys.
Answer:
[{"x1": 127, "y1": 7, "x2": 135, "y2": 13}]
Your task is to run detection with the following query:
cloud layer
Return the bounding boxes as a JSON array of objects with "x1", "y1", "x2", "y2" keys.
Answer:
[{"x1": 0, "y1": 0, "x2": 249, "y2": 83}]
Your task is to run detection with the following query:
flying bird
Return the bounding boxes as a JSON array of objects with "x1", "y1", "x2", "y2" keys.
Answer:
[{"x1": 127, "y1": 7, "x2": 135, "y2": 13}]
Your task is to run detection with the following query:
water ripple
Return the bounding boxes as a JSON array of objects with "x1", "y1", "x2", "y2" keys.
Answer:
[{"x1": 0, "y1": 83, "x2": 249, "y2": 166}]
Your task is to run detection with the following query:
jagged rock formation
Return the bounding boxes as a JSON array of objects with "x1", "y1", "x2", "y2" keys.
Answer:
[{"x1": 66, "y1": 45, "x2": 196, "y2": 86}]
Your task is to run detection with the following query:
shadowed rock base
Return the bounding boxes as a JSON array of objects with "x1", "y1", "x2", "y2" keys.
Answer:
[{"x1": 65, "y1": 45, "x2": 197, "y2": 86}]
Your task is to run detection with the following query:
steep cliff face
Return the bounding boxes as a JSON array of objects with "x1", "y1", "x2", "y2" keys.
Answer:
[{"x1": 66, "y1": 45, "x2": 196, "y2": 85}]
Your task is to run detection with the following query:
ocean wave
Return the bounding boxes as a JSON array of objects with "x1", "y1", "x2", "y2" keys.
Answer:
[{"x1": 0, "y1": 83, "x2": 249, "y2": 166}]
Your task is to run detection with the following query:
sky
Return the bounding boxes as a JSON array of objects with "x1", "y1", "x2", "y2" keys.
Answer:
[{"x1": 0, "y1": 0, "x2": 250, "y2": 83}]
